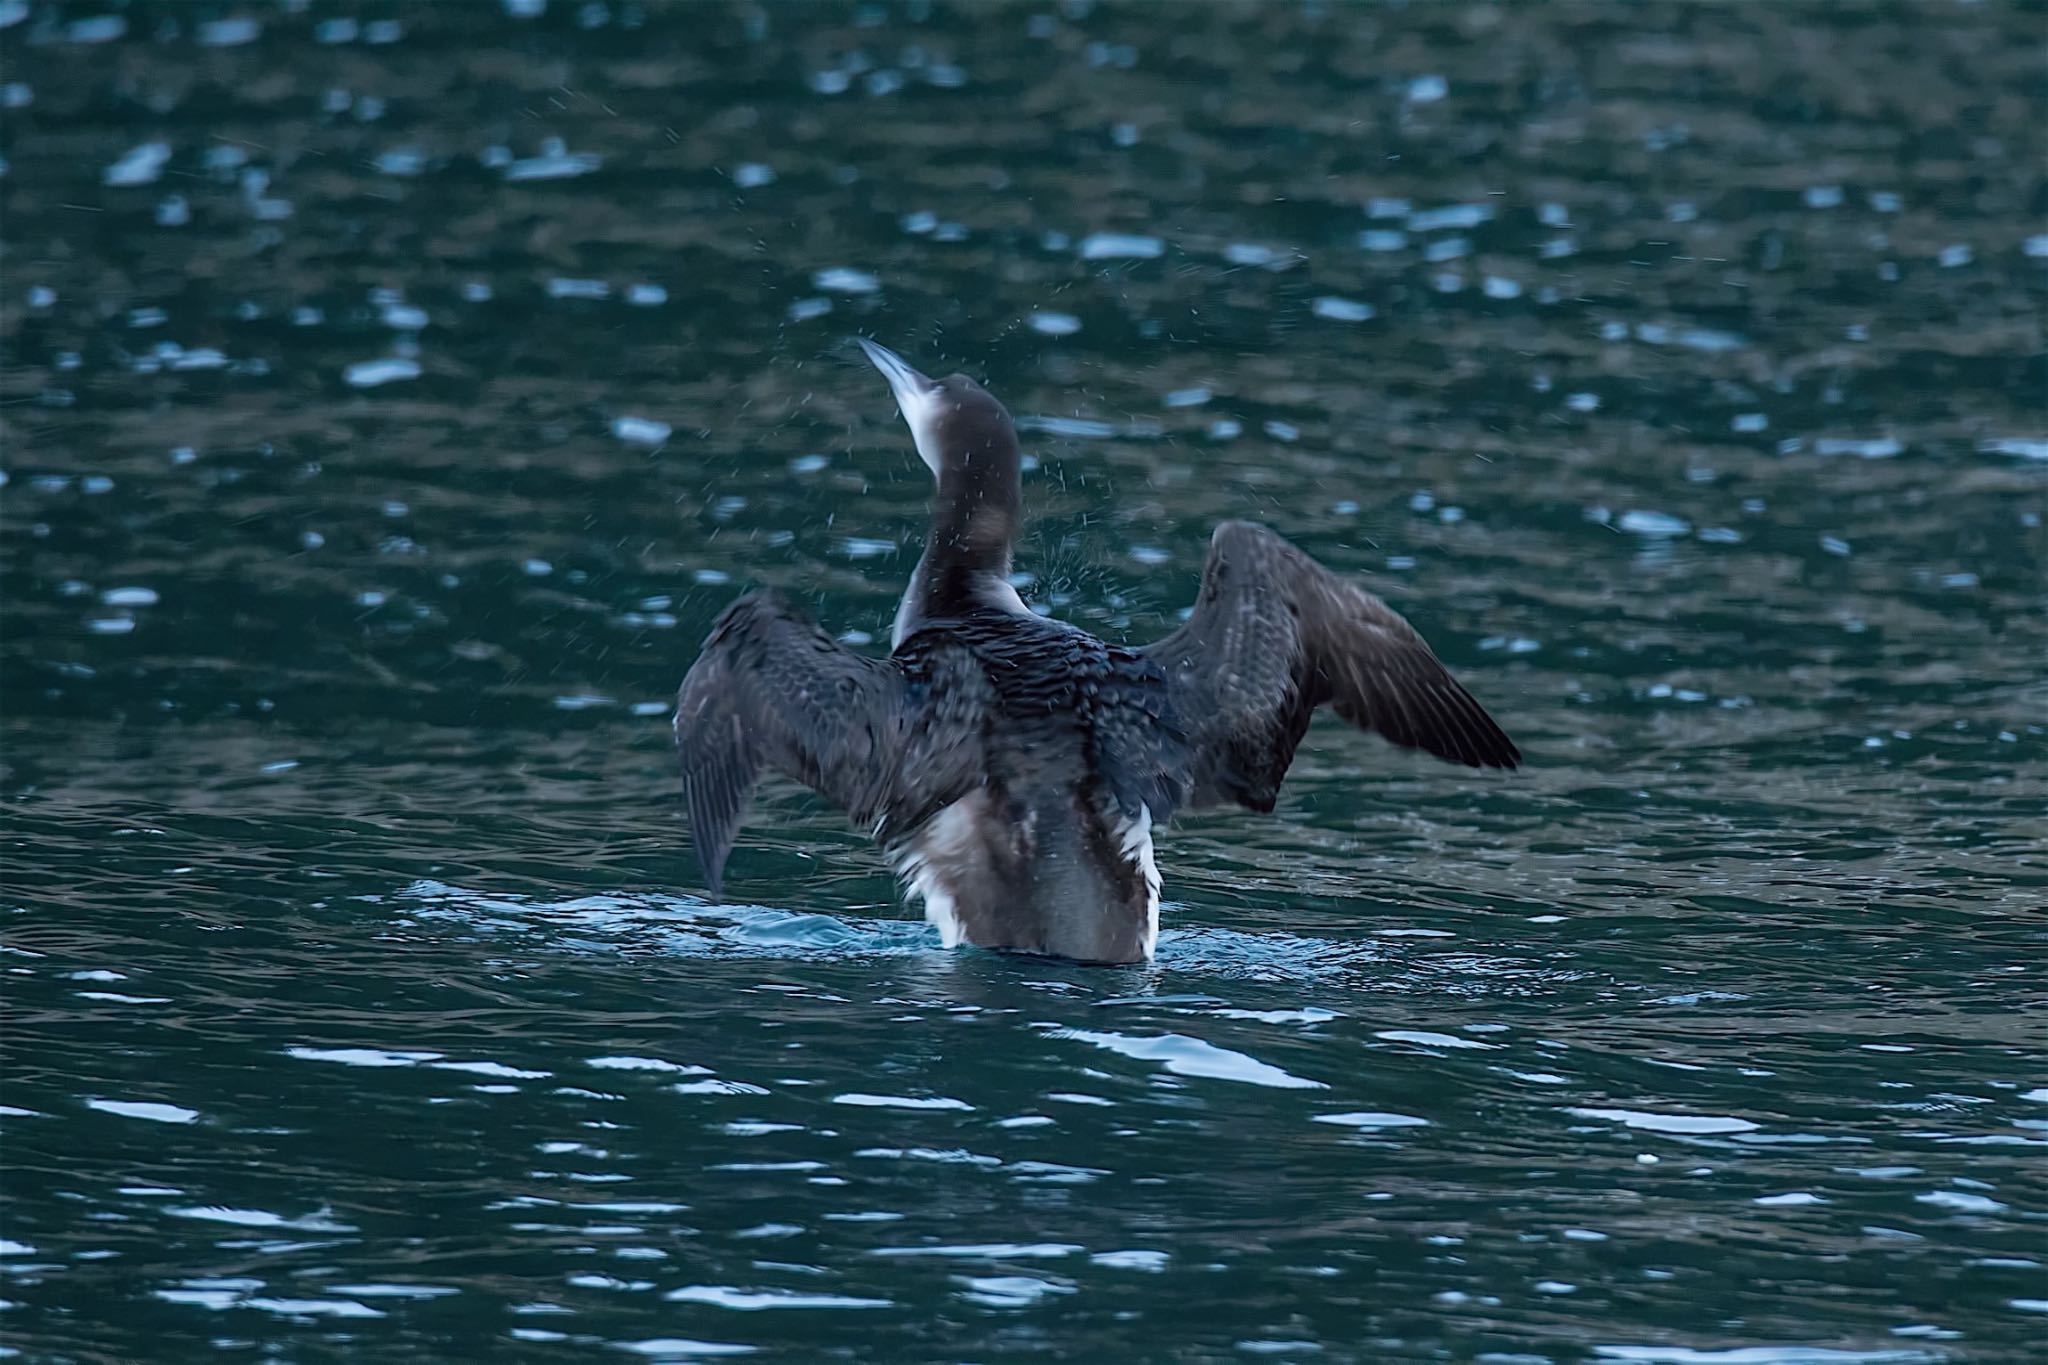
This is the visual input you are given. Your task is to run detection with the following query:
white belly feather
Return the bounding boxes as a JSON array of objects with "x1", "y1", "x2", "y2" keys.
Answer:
[
  {"x1": 890, "y1": 797, "x2": 981, "y2": 947},
  {"x1": 889, "y1": 795, "x2": 1161, "y2": 959},
  {"x1": 1114, "y1": 806, "x2": 1162, "y2": 959}
]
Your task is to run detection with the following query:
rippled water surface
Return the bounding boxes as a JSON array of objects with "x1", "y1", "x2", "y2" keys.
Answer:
[{"x1": 4, "y1": 2, "x2": 2046, "y2": 1361}]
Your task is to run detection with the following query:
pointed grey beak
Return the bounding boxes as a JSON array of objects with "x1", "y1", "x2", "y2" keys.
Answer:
[
  {"x1": 857, "y1": 338, "x2": 945, "y2": 475},
  {"x1": 858, "y1": 338, "x2": 935, "y2": 401}
]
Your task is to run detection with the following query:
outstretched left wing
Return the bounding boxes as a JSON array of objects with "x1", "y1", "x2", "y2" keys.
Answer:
[{"x1": 674, "y1": 591, "x2": 992, "y2": 895}]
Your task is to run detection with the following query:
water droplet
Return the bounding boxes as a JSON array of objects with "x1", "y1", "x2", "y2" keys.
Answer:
[
  {"x1": 343, "y1": 358, "x2": 421, "y2": 388},
  {"x1": 104, "y1": 141, "x2": 172, "y2": 188},
  {"x1": 1406, "y1": 75, "x2": 1448, "y2": 103},
  {"x1": 1311, "y1": 296, "x2": 1375, "y2": 322},
  {"x1": 1078, "y1": 233, "x2": 1162, "y2": 261},
  {"x1": 813, "y1": 267, "x2": 880, "y2": 294}
]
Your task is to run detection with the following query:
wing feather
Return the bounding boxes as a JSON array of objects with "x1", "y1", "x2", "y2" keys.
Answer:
[
  {"x1": 673, "y1": 591, "x2": 990, "y2": 895},
  {"x1": 1143, "y1": 521, "x2": 1518, "y2": 811}
]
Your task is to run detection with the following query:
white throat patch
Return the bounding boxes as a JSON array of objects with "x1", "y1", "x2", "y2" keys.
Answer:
[
  {"x1": 858, "y1": 339, "x2": 947, "y2": 478},
  {"x1": 895, "y1": 390, "x2": 948, "y2": 478}
]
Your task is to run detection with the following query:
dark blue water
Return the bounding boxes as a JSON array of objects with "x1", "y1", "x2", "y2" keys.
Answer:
[{"x1": 3, "y1": 2, "x2": 2045, "y2": 1361}]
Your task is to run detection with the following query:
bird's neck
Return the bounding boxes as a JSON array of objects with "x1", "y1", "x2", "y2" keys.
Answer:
[{"x1": 928, "y1": 459, "x2": 1019, "y2": 580}]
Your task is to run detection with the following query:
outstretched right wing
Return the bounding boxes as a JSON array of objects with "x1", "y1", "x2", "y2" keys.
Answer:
[
  {"x1": 674, "y1": 591, "x2": 992, "y2": 895},
  {"x1": 1143, "y1": 521, "x2": 1519, "y2": 813}
]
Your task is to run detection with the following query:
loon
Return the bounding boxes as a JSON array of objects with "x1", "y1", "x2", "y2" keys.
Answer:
[{"x1": 673, "y1": 341, "x2": 1520, "y2": 964}]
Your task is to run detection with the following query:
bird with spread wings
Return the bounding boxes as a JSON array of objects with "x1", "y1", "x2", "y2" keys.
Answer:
[{"x1": 676, "y1": 519, "x2": 1519, "y2": 898}]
